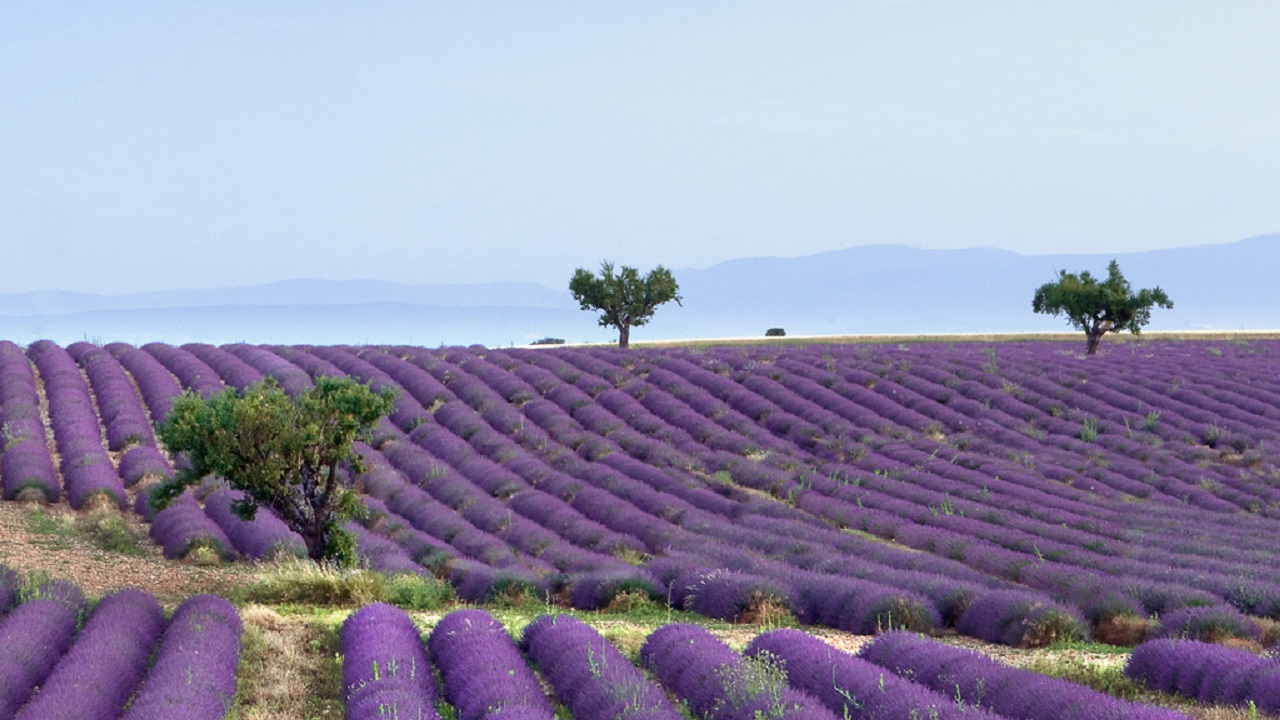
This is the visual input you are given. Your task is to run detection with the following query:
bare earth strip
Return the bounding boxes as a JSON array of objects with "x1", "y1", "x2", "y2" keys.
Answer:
[{"x1": 0, "y1": 500, "x2": 249, "y2": 604}]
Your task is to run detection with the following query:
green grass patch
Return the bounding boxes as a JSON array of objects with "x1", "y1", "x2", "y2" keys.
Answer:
[
  {"x1": 25, "y1": 507, "x2": 149, "y2": 556},
  {"x1": 231, "y1": 559, "x2": 454, "y2": 610},
  {"x1": 76, "y1": 510, "x2": 148, "y2": 556}
]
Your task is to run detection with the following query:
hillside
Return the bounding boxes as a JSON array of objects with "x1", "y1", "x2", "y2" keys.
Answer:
[{"x1": 1, "y1": 337, "x2": 1279, "y2": 718}]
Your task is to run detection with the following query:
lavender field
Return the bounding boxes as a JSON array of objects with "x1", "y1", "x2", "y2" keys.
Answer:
[{"x1": 2, "y1": 337, "x2": 1280, "y2": 718}]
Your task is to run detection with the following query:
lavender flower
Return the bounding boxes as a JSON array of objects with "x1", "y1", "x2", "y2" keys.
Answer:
[
  {"x1": 341, "y1": 603, "x2": 439, "y2": 720},
  {"x1": 149, "y1": 490, "x2": 237, "y2": 561},
  {"x1": 746, "y1": 628, "x2": 1002, "y2": 720},
  {"x1": 861, "y1": 630, "x2": 1189, "y2": 720},
  {"x1": 0, "y1": 599, "x2": 80, "y2": 717},
  {"x1": 203, "y1": 487, "x2": 307, "y2": 559},
  {"x1": 119, "y1": 595, "x2": 243, "y2": 720},
  {"x1": 640, "y1": 623, "x2": 837, "y2": 720},
  {"x1": 427, "y1": 609, "x2": 554, "y2": 720},
  {"x1": 15, "y1": 588, "x2": 165, "y2": 720},
  {"x1": 521, "y1": 614, "x2": 682, "y2": 720}
]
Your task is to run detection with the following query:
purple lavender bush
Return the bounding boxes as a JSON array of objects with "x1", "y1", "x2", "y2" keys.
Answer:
[
  {"x1": 640, "y1": 623, "x2": 838, "y2": 720},
  {"x1": 861, "y1": 631, "x2": 1190, "y2": 720},
  {"x1": 521, "y1": 614, "x2": 683, "y2": 720},
  {"x1": 427, "y1": 609, "x2": 554, "y2": 720},
  {"x1": 148, "y1": 490, "x2": 237, "y2": 561},
  {"x1": 203, "y1": 487, "x2": 307, "y2": 560},
  {"x1": 953, "y1": 589, "x2": 1086, "y2": 647},
  {"x1": 119, "y1": 595, "x2": 242, "y2": 720},
  {"x1": 746, "y1": 628, "x2": 1004, "y2": 720},
  {"x1": 118, "y1": 445, "x2": 174, "y2": 488},
  {"x1": 341, "y1": 603, "x2": 440, "y2": 720},
  {"x1": 14, "y1": 588, "x2": 165, "y2": 720},
  {"x1": 0, "y1": 439, "x2": 59, "y2": 502},
  {"x1": 0, "y1": 599, "x2": 80, "y2": 717},
  {"x1": 1150, "y1": 605, "x2": 1260, "y2": 644},
  {"x1": 1125, "y1": 638, "x2": 1280, "y2": 711}
]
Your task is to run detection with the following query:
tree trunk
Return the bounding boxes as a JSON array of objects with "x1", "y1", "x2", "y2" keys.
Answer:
[
  {"x1": 618, "y1": 324, "x2": 630, "y2": 349},
  {"x1": 1085, "y1": 331, "x2": 1102, "y2": 355},
  {"x1": 304, "y1": 524, "x2": 327, "y2": 561}
]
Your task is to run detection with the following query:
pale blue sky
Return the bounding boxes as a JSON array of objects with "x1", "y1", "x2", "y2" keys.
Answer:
[{"x1": 2, "y1": 2, "x2": 1277, "y2": 294}]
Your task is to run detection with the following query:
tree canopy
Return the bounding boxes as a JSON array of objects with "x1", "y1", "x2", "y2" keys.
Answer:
[
  {"x1": 569, "y1": 260, "x2": 682, "y2": 348},
  {"x1": 1031, "y1": 259, "x2": 1173, "y2": 355},
  {"x1": 156, "y1": 375, "x2": 397, "y2": 566}
]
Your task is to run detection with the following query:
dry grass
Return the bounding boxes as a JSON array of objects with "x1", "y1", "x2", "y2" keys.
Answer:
[{"x1": 234, "y1": 605, "x2": 345, "y2": 720}]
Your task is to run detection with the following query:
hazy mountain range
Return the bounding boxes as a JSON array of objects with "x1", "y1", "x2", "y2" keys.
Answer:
[{"x1": 1, "y1": 235, "x2": 1275, "y2": 347}]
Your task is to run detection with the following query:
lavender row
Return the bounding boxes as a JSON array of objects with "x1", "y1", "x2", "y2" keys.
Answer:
[
  {"x1": 426, "y1": 609, "x2": 554, "y2": 720},
  {"x1": 105, "y1": 342, "x2": 184, "y2": 423},
  {"x1": 27, "y1": 340, "x2": 126, "y2": 509},
  {"x1": 0, "y1": 342, "x2": 58, "y2": 502},
  {"x1": 377, "y1": 346, "x2": 1045, "y2": 638},
  {"x1": 639, "y1": 623, "x2": 836, "y2": 720},
  {"x1": 521, "y1": 614, "x2": 682, "y2": 720},
  {"x1": 1125, "y1": 638, "x2": 1280, "y2": 712},
  {"x1": 120, "y1": 595, "x2": 242, "y2": 720},
  {"x1": 65, "y1": 342, "x2": 154, "y2": 450},
  {"x1": 746, "y1": 628, "x2": 1005, "y2": 720},
  {"x1": 340, "y1": 603, "x2": 439, "y2": 720},
  {"x1": 0, "y1": 564, "x2": 19, "y2": 617},
  {"x1": 0, "y1": 599, "x2": 81, "y2": 717},
  {"x1": 203, "y1": 486, "x2": 307, "y2": 560},
  {"x1": 222, "y1": 343, "x2": 314, "y2": 396},
  {"x1": 14, "y1": 588, "x2": 165, "y2": 720},
  {"x1": 146, "y1": 490, "x2": 237, "y2": 561},
  {"x1": 861, "y1": 630, "x2": 1189, "y2": 720},
  {"x1": 181, "y1": 342, "x2": 264, "y2": 391},
  {"x1": 141, "y1": 342, "x2": 226, "y2": 399},
  {"x1": 374, "y1": 348, "x2": 978, "y2": 627}
]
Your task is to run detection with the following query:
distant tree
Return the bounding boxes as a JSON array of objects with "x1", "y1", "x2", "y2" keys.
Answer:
[
  {"x1": 765, "y1": 328, "x2": 787, "y2": 337},
  {"x1": 1032, "y1": 259, "x2": 1173, "y2": 355},
  {"x1": 155, "y1": 376, "x2": 397, "y2": 566},
  {"x1": 569, "y1": 261, "x2": 682, "y2": 348}
]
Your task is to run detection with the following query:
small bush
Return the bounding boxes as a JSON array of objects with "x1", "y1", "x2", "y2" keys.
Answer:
[
  {"x1": 385, "y1": 572, "x2": 454, "y2": 610},
  {"x1": 530, "y1": 337, "x2": 565, "y2": 346},
  {"x1": 77, "y1": 510, "x2": 147, "y2": 556},
  {"x1": 765, "y1": 328, "x2": 786, "y2": 337},
  {"x1": 1154, "y1": 605, "x2": 1260, "y2": 644}
]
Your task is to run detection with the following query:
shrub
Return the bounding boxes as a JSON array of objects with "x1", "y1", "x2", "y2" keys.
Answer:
[{"x1": 765, "y1": 328, "x2": 786, "y2": 337}]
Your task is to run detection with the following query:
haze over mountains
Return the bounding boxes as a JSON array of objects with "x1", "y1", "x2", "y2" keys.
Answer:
[{"x1": 1, "y1": 235, "x2": 1275, "y2": 347}]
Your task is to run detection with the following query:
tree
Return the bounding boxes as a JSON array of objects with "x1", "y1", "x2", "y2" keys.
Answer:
[
  {"x1": 155, "y1": 376, "x2": 397, "y2": 566},
  {"x1": 569, "y1": 260, "x2": 682, "y2": 348},
  {"x1": 1031, "y1": 259, "x2": 1172, "y2": 355}
]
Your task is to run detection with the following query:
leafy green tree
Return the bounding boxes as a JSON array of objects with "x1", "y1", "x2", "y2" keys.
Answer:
[
  {"x1": 1032, "y1": 259, "x2": 1172, "y2": 355},
  {"x1": 569, "y1": 260, "x2": 682, "y2": 348},
  {"x1": 156, "y1": 376, "x2": 396, "y2": 566}
]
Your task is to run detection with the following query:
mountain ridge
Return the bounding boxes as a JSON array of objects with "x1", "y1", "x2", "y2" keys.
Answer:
[{"x1": 1, "y1": 235, "x2": 1274, "y2": 346}]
